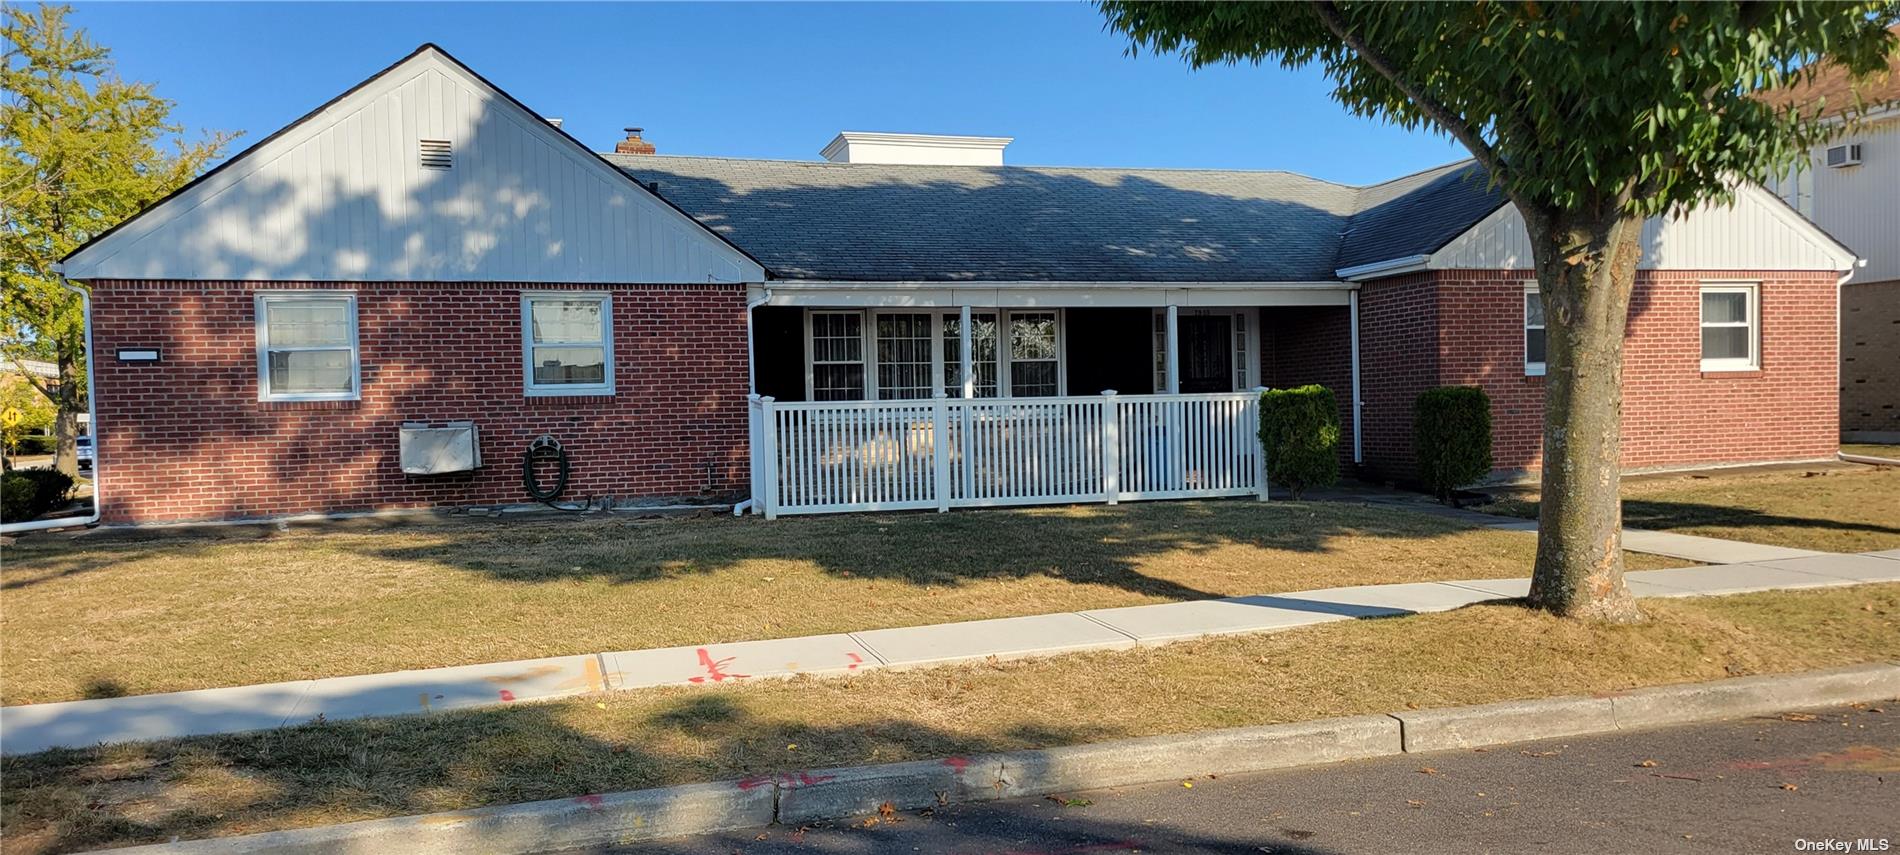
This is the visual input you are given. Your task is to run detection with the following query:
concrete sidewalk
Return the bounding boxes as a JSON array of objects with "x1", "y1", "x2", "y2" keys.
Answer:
[
  {"x1": 5, "y1": 549, "x2": 1896, "y2": 756},
  {"x1": 1371, "y1": 499, "x2": 1831, "y2": 564}
]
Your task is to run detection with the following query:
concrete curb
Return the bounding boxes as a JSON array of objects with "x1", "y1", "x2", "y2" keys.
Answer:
[{"x1": 106, "y1": 663, "x2": 1900, "y2": 855}]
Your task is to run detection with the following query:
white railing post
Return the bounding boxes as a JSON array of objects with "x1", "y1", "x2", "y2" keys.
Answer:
[
  {"x1": 959, "y1": 305, "x2": 975, "y2": 400},
  {"x1": 1249, "y1": 386, "x2": 1269, "y2": 502},
  {"x1": 932, "y1": 392, "x2": 951, "y2": 512},
  {"x1": 758, "y1": 396, "x2": 781, "y2": 519},
  {"x1": 1100, "y1": 390, "x2": 1120, "y2": 504},
  {"x1": 1164, "y1": 306, "x2": 1180, "y2": 395}
]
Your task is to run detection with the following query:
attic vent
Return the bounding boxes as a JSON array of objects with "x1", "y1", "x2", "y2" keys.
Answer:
[
  {"x1": 419, "y1": 139, "x2": 452, "y2": 170},
  {"x1": 1824, "y1": 143, "x2": 1862, "y2": 168}
]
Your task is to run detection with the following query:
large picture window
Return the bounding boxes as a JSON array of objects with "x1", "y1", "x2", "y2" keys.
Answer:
[
  {"x1": 523, "y1": 293, "x2": 613, "y2": 395},
  {"x1": 256, "y1": 292, "x2": 359, "y2": 401},
  {"x1": 810, "y1": 311, "x2": 866, "y2": 401},
  {"x1": 1524, "y1": 286, "x2": 1547, "y2": 376},
  {"x1": 1699, "y1": 284, "x2": 1758, "y2": 371}
]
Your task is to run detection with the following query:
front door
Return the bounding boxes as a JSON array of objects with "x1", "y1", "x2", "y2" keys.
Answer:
[{"x1": 1178, "y1": 315, "x2": 1233, "y2": 393}]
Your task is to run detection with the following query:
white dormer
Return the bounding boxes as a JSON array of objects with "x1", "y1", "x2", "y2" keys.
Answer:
[{"x1": 820, "y1": 132, "x2": 1012, "y2": 166}]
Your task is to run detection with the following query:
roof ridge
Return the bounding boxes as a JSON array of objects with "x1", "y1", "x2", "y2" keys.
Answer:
[{"x1": 609, "y1": 152, "x2": 1434, "y2": 188}]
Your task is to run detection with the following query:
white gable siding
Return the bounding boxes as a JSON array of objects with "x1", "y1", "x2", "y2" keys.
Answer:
[
  {"x1": 64, "y1": 50, "x2": 763, "y2": 284},
  {"x1": 1429, "y1": 183, "x2": 1856, "y2": 272}
]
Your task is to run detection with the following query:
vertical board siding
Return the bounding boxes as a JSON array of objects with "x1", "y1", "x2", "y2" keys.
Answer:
[
  {"x1": 757, "y1": 393, "x2": 1261, "y2": 516},
  {"x1": 64, "y1": 52, "x2": 761, "y2": 285}
]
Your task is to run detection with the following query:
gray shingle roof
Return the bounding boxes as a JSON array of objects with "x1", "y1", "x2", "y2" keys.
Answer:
[{"x1": 609, "y1": 153, "x2": 1505, "y2": 283}]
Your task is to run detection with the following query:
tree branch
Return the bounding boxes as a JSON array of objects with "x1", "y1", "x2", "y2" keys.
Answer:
[{"x1": 1308, "y1": 0, "x2": 1512, "y2": 187}]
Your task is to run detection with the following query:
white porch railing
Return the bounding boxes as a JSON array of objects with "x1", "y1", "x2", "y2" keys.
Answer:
[{"x1": 749, "y1": 391, "x2": 1267, "y2": 518}]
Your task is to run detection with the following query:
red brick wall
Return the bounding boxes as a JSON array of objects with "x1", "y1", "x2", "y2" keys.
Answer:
[
  {"x1": 1360, "y1": 269, "x2": 1840, "y2": 481},
  {"x1": 89, "y1": 280, "x2": 750, "y2": 524},
  {"x1": 1261, "y1": 306, "x2": 1356, "y2": 463}
]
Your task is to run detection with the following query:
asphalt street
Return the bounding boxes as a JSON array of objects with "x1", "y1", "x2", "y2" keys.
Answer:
[{"x1": 597, "y1": 703, "x2": 1899, "y2": 855}]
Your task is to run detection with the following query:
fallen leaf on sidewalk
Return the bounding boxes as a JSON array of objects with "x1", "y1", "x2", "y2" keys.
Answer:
[
  {"x1": 1780, "y1": 713, "x2": 1818, "y2": 722},
  {"x1": 1780, "y1": 782, "x2": 1799, "y2": 791},
  {"x1": 1521, "y1": 750, "x2": 1560, "y2": 758},
  {"x1": 1181, "y1": 780, "x2": 1194, "y2": 788},
  {"x1": 1636, "y1": 759, "x2": 1659, "y2": 768},
  {"x1": 1406, "y1": 799, "x2": 1425, "y2": 809},
  {"x1": 878, "y1": 802, "x2": 897, "y2": 821},
  {"x1": 1417, "y1": 767, "x2": 1439, "y2": 776}
]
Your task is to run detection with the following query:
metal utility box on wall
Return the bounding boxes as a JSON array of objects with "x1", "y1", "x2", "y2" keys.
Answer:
[{"x1": 399, "y1": 421, "x2": 481, "y2": 475}]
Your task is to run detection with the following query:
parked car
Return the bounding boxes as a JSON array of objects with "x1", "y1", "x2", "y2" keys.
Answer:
[{"x1": 76, "y1": 435, "x2": 93, "y2": 471}]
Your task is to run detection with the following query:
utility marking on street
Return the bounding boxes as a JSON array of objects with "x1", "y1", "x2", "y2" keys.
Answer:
[
  {"x1": 846, "y1": 652, "x2": 864, "y2": 669},
  {"x1": 943, "y1": 756, "x2": 971, "y2": 773},
  {"x1": 498, "y1": 689, "x2": 516, "y2": 702},
  {"x1": 574, "y1": 794, "x2": 605, "y2": 809}
]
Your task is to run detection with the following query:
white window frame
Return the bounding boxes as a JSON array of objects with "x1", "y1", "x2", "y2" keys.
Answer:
[
  {"x1": 521, "y1": 292, "x2": 615, "y2": 396},
  {"x1": 1523, "y1": 283, "x2": 1547, "y2": 377},
  {"x1": 805, "y1": 309, "x2": 1067, "y2": 400},
  {"x1": 1698, "y1": 282, "x2": 1760, "y2": 372},
  {"x1": 1151, "y1": 307, "x2": 1256, "y2": 393},
  {"x1": 1003, "y1": 310, "x2": 1064, "y2": 398},
  {"x1": 255, "y1": 291, "x2": 360, "y2": 402}
]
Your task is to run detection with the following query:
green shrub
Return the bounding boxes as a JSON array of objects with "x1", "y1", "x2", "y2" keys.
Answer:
[
  {"x1": 1258, "y1": 385, "x2": 1340, "y2": 499},
  {"x1": 1, "y1": 467, "x2": 74, "y2": 523},
  {"x1": 1414, "y1": 386, "x2": 1494, "y2": 504},
  {"x1": 15, "y1": 434, "x2": 55, "y2": 456}
]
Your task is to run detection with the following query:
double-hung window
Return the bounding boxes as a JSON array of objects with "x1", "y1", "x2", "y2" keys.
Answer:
[
  {"x1": 523, "y1": 293, "x2": 613, "y2": 395},
  {"x1": 875, "y1": 313, "x2": 934, "y2": 400},
  {"x1": 1699, "y1": 284, "x2": 1759, "y2": 371},
  {"x1": 810, "y1": 311, "x2": 867, "y2": 401},
  {"x1": 256, "y1": 292, "x2": 359, "y2": 401},
  {"x1": 942, "y1": 312, "x2": 1000, "y2": 398},
  {"x1": 1524, "y1": 286, "x2": 1547, "y2": 376},
  {"x1": 1007, "y1": 312, "x2": 1059, "y2": 397}
]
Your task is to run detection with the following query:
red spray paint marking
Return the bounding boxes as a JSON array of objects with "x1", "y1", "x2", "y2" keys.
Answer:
[
  {"x1": 574, "y1": 794, "x2": 605, "y2": 809},
  {"x1": 736, "y1": 771, "x2": 838, "y2": 791},
  {"x1": 942, "y1": 756, "x2": 971, "y2": 773},
  {"x1": 687, "y1": 648, "x2": 748, "y2": 684},
  {"x1": 846, "y1": 652, "x2": 863, "y2": 670},
  {"x1": 498, "y1": 689, "x2": 516, "y2": 702}
]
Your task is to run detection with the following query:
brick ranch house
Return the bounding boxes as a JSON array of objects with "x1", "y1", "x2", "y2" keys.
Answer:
[{"x1": 61, "y1": 45, "x2": 1860, "y2": 525}]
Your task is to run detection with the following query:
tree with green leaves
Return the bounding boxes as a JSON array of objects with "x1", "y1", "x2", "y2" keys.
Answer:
[
  {"x1": 1100, "y1": 2, "x2": 1898, "y2": 620},
  {"x1": 2, "y1": 4, "x2": 234, "y2": 474}
]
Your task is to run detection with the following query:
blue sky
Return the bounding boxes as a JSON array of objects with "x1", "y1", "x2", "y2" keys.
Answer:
[{"x1": 65, "y1": 2, "x2": 1468, "y2": 185}]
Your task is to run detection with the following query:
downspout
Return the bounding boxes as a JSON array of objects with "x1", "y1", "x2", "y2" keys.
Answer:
[
  {"x1": 2, "y1": 279, "x2": 102, "y2": 534},
  {"x1": 1349, "y1": 289, "x2": 1362, "y2": 465},
  {"x1": 734, "y1": 286, "x2": 772, "y2": 517},
  {"x1": 1833, "y1": 261, "x2": 1863, "y2": 463}
]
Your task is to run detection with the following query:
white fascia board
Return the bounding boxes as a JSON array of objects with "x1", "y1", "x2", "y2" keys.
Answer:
[
  {"x1": 762, "y1": 281, "x2": 1355, "y2": 308},
  {"x1": 1333, "y1": 255, "x2": 1432, "y2": 281}
]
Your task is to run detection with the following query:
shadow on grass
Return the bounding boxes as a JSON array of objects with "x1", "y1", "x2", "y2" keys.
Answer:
[
  {"x1": 0, "y1": 691, "x2": 1128, "y2": 854},
  {"x1": 1619, "y1": 499, "x2": 1900, "y2": 539},
  {"x1": 3, "y1": 500, "x2": 1499, "y2": 603}
]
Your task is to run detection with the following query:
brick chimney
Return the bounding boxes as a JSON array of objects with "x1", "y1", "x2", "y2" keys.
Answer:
[{"x1": 615, "y1": 127, "x2": 656, "y2": 156}]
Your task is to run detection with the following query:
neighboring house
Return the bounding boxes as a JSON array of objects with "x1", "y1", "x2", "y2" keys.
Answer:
[
  {"x1": 1764, "y1": 41, "x2": 1900, "y2": 442},
  {"x1": 62, "y1": 45, "x2": 1857, "y2": 524}
]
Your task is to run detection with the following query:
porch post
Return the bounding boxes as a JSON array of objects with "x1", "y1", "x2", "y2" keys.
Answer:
[
  {"x1": 1164, "y1": 305, "x2": 1180, "y2": 394},
  {"x1": 1349, "y1": 290, "x2": 1363, "y2": 465},
  {"x1": 757, "y1": 396, "x2": 780, "y2": 519},
  {"x1": 1101, "y1": 390, "x2": 1120, "y2": 504},
  {"x1": 1250, "y1": 386, "x2": 1270, "y2": 502},
  {"x1": 959, "y1": 305, "x2": 975, "y2": 399},
  {"x1": 932, "y1": 392, "x2": 951, "y2": 512}
]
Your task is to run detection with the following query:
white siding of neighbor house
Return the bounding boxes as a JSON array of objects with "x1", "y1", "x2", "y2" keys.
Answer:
[
  {"x1": 1430, "y1": 182, "x2": 1857, "y2": 272},
  {"x1": 63, "y1": 49, "x2": 763, "y2": 285},
  {"x1": 1808, "y1": 115, "x2": 1900, "y2": 283}
]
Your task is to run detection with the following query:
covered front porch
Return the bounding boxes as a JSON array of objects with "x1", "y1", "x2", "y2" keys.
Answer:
[{"x1": 744, "y1": 283, "x2": 1361, "y2": 517}]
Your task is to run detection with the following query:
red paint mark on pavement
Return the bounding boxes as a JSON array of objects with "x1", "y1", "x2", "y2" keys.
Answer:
[
  {"x1": 943, "y1": 756, "x2": 971, "y2": 773},
  {"x1": 736, "y1": 771, "x2": 839, "y2": 791},
  {"x1": 574, "y1": 794, "x2": 605, "y2": 809},
  {"x1": 687, "y1": 648, "x2": 748, "y2": 684},
  {"x1": 846, "y1": 652, "x2": 863, "y2": 670},
  {"x1": 498, "y1": 690, "x2": 516, "y2": 702}
]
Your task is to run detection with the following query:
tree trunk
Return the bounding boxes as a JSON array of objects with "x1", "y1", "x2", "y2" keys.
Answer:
[
  {"x1": 52, "y1": 350, "x2": 80, "y2": 477},
  {"x1": 1523, "y1": 204, "x2": 1645, "y2": 622}
]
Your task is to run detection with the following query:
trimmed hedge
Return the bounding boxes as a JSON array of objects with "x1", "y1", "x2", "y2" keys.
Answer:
[
  {"x1": 15, "y1": 434, "x2": 55, "y2": 456},
  {"x1": 1258, "y1": 385, "x2": 1340, "y2": 499},
  {"x1": 1414, "y1": 385, "x2": 1493, "y2": 504},
  {"x1": 1, "y1": 467, "x2": 74, "y2": 523}
]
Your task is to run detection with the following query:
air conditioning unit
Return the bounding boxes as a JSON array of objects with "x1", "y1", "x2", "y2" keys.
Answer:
[
  {"x1": 399, "y1": 421, "x2": 481, "y2": 475},
  {"x1": 1824, "y1": 143, "x2": 1862, "y2": 168}
]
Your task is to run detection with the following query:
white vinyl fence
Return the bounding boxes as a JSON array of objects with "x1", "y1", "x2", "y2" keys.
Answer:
[{"x1": 748, "y1": 391, "x2": 1266, "y2": 518}]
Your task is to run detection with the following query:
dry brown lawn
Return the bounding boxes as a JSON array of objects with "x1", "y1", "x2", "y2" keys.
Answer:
[
  {"x1": 3, "y1": 583, "x2": 1895, "y2": 854},
  {"x1": 1479, "y1": 463, "x2": 1900, "y2": 553},
  {"x1": 0, "y1": 500, "x2": 1684, "y2": 706}
]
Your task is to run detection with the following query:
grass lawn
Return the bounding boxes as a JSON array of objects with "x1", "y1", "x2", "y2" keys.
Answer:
[
  {"x1": 0, "y1": 501, "x2": 1686, "y2": 707},
  {"x1": 1480, "y1": 463, "x2": 1900, "y2": 554},
  {"x1": 1842, "y1": 443, "x2": 1900, "y2": 461},
  {"x1": 3, "y1": 584, "x2": 1895, "y2": 854}
]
